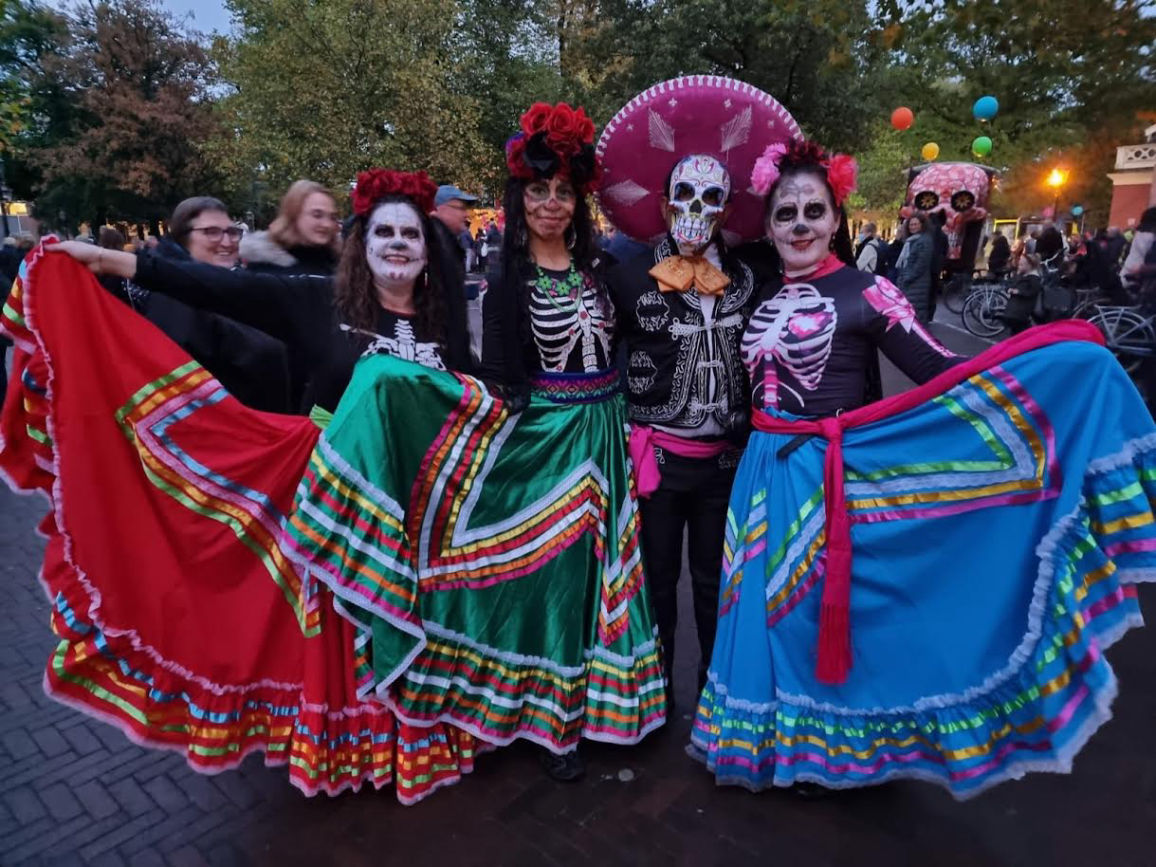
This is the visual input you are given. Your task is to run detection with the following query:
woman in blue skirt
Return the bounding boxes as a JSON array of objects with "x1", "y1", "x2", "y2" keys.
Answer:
[{"x1": 690, "y1": 137, "x2": 1156, "y2": 799}]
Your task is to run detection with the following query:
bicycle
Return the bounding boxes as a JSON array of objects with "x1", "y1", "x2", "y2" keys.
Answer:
[
  {"x1": 961, "y1": 282, "x2": 1009, "y2": 339},
  {"x1": 942, "y1": 268, "x2": 1004, "y2": 314},
  {"x1": 1085, "y1": 301, "x2": 1156, "y2": 375}
]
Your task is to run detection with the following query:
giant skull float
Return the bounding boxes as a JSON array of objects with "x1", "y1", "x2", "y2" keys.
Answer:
[{"x1": 900, "y1": 162, "x2": 997, "y2": 263}]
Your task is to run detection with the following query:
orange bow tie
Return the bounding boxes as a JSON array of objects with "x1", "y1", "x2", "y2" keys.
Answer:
[{"x1": 648, "y1": 255, "x2": 731, "y2": 297}]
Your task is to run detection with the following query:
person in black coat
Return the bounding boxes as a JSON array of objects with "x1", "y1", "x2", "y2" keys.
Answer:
[
  {"x1": 896, "y1": 214, "x2": 935, "y2": 322},
  {"x1": 240, "y1": 181, "x2": 342, "y2": 409},
  {"x1": 106, "y1": 197, "x2": 295, "y2": 414},
  {"x1": 1036, "y1": 221, "x2": 1066, "y2": 269},
  {"x1": 239, "y1": 181, "x2": 341, "y2": 277},
  {"x1": 49, "y1": 170, "x2": 472, "y2": 414},
  {"x1": 999, "y1": 253, "x2": 1044, "y2": 334},
  {"x1": 987, "y1": 230, "x2": 1011, "y2": 276},
  {"x1": 928, "y1": 211, "x2": 949, "y2": 320}
]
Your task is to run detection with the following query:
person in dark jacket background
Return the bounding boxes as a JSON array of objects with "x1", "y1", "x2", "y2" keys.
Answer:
[
  {"x1": 896, "y1": 213, "x2": 935, "y2": 322},
  {"x1": 987, "y1": 229, "x2": 1011, "y2": 276},
  {"x1": 429, "y1": 184, "x2": 478, "y2": 288},
  {"x1": 116, "y1": 197, "x2": 294, "y2": 413},
  {"x1": 240, "y1": 180, "x2": 342, "y2": 408},
  {"x1": 927, "y1": 211, "x2": 948, "y2": 320},
  {"x1": 1036, "y1": 220, "x2": 1066, "y2": 268}
]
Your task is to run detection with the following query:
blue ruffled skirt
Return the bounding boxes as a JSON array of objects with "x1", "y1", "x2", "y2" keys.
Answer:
[{"x1": 690, "y1": 339, "x2": 1156, "y2": 798}]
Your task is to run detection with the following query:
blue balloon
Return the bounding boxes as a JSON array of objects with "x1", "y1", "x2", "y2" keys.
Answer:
[
  {"x1": 973, "y1": 96, "x2": 999, "y2": 121},
  {"x1": 1071, "y1": 205, "x2": 1085, "y2": 216}
]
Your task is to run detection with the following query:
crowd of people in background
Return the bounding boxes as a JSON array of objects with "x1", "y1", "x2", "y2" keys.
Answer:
[{"x1": 847, "y1": 209, "x2": 1156, "y2": 333}]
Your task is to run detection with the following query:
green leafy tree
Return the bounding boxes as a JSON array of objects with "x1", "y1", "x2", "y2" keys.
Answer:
[
  {"x1": 575, "y1": 0, "x2": 889, "y2": 148},
  {"x1": 883, "y1": 0, "x2": 1156, "y2": 225},
  {"x1": 448, "y1": 0, "x2": 563, "y2": 198},
  {"x1": 213, "y1": 0, "x2": 492, "y2": 214},
  {"x1": 11, "y1": 0, "x2": 222, "y2": 231},
  {"x1": 0, "y1": 0, "x2": 69, "y2": 199}
]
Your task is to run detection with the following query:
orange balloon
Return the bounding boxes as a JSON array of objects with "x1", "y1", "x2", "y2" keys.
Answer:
[{"x1": 891, "y1": 106, "x2": 914, "y2": 131}]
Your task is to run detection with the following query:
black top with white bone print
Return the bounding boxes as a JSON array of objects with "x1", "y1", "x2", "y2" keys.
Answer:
[
  {"x1": 481, "y1": 263, "x2": 617, "y2": 379},
  {"x1": 743, "y1": 263, "x2": 962, "y2": 416}
]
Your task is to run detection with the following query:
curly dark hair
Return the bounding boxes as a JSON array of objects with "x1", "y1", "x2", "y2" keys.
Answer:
[
  {"x1": 762, "y1": 163, "x2": 855, "y2": 268},
  {"x1": 334, "y1": 195, "x2": 447, "y2": 348}
]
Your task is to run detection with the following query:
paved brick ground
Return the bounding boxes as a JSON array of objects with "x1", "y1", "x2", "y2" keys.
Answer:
[{"x1": 3, "y1": 321, "x2": 1156, "y2": 866}]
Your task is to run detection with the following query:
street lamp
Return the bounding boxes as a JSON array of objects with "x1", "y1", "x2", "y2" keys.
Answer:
[{"x1": 1046, "y1": 168, "x2": 1069, "y2": 220}]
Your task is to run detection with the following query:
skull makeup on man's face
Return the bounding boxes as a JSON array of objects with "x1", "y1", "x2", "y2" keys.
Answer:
[
  {"x1": 766, "y1": 171, "x2": 838, "y2": 275},
  {"x1": 665, "y1": 155, "x2": 730, "y2": 255},
  {"x1": 365, "y1": 202, "x2": 427, "y2": 289}
]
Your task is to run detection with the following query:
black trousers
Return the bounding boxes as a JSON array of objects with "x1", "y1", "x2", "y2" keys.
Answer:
[{"x1": 638, "y1": 453, "x2": 735, "y2": 696}]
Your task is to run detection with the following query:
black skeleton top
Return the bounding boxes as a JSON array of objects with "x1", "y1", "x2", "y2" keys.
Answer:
[
  {"x1": 744, "y1": 260, "x2": 962, "y2": 416},
  {"x1": 130, "y1": 254, "x2": 468, "y2": 412},
  {"x1": 528, "y1": 265, "x2": 615, "y2": 372},
  {"x1": 343, "y1": 315, "x2": 447, "y2": 371},
  {"x1": 608, "y1": 239, "x2": 758, "y2": 437},
  {"x1": 481, "y1": 261, "x2": 617, "y2": 386}
]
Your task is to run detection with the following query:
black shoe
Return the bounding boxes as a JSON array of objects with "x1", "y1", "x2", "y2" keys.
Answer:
[{"x1": 539, "y1": 749, "x2": 585, "y2": 782}]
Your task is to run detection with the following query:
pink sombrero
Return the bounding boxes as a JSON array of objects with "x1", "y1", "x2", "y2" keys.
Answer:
[{"x1": 596, "y1": 75, "x2": 801, "y2": 246}]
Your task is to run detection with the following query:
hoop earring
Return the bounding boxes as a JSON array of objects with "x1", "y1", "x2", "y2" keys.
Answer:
[{"x1": 565, "y1": 226, "x2": 576, "y2": 251}]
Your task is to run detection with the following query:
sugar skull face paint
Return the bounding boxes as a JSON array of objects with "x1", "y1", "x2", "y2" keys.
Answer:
[
  {"x1": 666, "y1": 154, "x2": 730, "y2": 255},
  {"x1": 766, "y1": 170, "x2": 838, "y2": 275},
  {"x1": 365, "y1": 201, "x2": 427, "y2": 289}
]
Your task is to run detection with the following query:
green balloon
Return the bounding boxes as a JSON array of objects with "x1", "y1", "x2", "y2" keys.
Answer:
[{"x1": 972, "y1": 135, "x2": 993, "y2": 157}]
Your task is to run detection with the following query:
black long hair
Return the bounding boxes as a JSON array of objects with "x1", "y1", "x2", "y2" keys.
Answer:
[{"x1": 489, "y1": 176, "x2": 607, "y2": 389}]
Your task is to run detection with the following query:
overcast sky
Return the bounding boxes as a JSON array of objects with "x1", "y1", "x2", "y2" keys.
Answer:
[
  {"x1": 50, "y1": 1, "x2": 236, "y2": 35},
  {"x1": 162, "y1": 0, "x2": 234, "y2": 35}
]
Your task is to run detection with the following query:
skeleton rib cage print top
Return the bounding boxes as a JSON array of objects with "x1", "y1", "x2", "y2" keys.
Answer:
[
  {"x1": 743, "y1": 261, "x2": 962, "y2": 416},
  {"x1": 530, "y1": 266, "x2": 615, "y2": 372},
  {"x1": 481, "y1": 261, "x2": 617, "y2": 384}
]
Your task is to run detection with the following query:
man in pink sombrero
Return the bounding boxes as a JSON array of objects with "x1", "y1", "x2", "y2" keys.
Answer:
[{"x1": 598, "y1": 76, "x2": 801, "y2": 699}]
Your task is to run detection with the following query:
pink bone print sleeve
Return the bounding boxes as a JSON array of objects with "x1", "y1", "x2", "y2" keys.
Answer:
[{"x1": 863, "y1": 275, "x2": 962, "y2": 384}]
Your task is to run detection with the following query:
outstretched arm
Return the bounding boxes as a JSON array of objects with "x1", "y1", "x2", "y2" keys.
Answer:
[
  {"x1": 863, "y1": 276, "x2": 964, "y2": 384},
  {"x1": 48, "y1": 241, "x2": 321, "y2": 347}
]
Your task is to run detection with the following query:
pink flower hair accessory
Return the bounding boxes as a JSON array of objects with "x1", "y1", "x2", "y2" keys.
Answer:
[
  {"x1": 750, "y1": 138, "x2": 859, "y2": 206},
  {"x1": 751, "y1": 142, "x2": 788, "y2": 197}
]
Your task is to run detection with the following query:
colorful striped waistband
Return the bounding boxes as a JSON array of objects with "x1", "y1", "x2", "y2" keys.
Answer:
[{"x1": 530, "y1": 369, "x2": 621, "y2": 404}]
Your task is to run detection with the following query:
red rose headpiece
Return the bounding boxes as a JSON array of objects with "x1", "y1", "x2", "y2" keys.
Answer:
[
  {"x1": 751, "y1": 138, "x2": 857, "y2": 206},
  {"x1": 351, "y1": 169, "x2": 437, "y2": 218},
  {"x1": 505, "y1": 102, "x2": 602, "y2": 192}
]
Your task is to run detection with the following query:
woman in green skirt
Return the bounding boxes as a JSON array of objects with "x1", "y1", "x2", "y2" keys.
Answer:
[{"x1": 286, "y1": 102, "x2": 667, "y2": 785}]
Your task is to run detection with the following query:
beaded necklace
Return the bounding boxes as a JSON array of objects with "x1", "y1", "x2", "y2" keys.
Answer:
[{"x1": 533, "y1": 262, "x2": 583, "y2": 312}]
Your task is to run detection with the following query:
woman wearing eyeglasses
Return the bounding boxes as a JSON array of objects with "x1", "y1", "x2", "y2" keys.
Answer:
[
  {"x1": 107, "y1": 196, "x2": 294, "y2": 412},
  {"x1": 170, "y1": 197, "x2": 245, "y2": 267}
]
